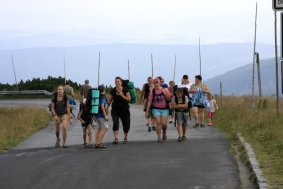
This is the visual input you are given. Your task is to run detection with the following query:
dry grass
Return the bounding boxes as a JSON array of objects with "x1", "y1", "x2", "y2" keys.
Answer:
[
  {"x1": 0, "y1": 106, "x2": 51, "y2": 152},
  {"x1": 214, "y1": 96, "x2": 283, "y2": 189}
]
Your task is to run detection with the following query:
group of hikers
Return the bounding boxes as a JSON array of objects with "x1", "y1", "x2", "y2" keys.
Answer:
[{"x1": 50, "y1": 74, "x2": 218, "y2": 148}]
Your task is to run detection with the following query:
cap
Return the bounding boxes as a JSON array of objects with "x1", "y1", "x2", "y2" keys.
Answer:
[{"x1": 98, "y1": 85, "x2": 105, "y2": 92}]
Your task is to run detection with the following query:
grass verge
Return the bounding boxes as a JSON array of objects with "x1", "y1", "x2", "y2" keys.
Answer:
[
  {"x1": 0, "y1": 106, "x2": 51, "y2": 152},
  {"x1": 214, "y1": 96, "x2": 283, "y2": 189}
]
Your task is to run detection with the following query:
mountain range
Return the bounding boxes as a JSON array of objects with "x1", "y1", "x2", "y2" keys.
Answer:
[{"x1": 1, "y1": 43, "x2": 277, "y2": 92}]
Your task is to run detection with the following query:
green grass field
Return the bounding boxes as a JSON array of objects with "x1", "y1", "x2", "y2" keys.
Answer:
[
  {"x1": 0, "y1": 107, "x2": 51, "y2": 152},
  {"x1": 214, "y1": 96, "x2": 283, "y2": 189}
]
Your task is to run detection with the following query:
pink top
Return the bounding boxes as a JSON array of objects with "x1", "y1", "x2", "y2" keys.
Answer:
[{"x1": 148, "y1": 88, "x2": 171, "y2": 109}]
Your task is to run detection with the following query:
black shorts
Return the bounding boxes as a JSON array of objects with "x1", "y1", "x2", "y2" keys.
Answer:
[{"x1": 193, "y1": 105, "x2": 205, "y2": 109}]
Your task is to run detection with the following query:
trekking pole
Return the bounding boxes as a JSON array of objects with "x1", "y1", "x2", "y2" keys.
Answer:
[
  {"x1": 64, "y1": 53, "x2": 66, "y2": 85},
  {"x1": 251, "y1": 2, "x2": 257, "y2": 112},
  {"x1": 10, "y1": 54, "x2": 19, "y2": 91},
  {"x1": 98, "y1": 52, "x2": 101, "y2": 86}
]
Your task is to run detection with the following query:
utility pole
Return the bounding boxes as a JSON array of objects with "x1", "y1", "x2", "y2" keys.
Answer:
[
  {"x1": 220, "y1": 81, "x2": 223, "y2": 107},
  {"x1": 252, "y1": 2, "x2": 258, "y2": 111},
  {"x1": 11, "y1": 54, "x2": 19, "y2": 91},
  {"x1": 199, "y1": 37, "x2": 202, "y2": 76},
  {"x1": 255, "y1": 52, "x2": 262, "y2": 97},
  {"x1": 64, "y1": 53, "x2": 66, "y2": 85},
  {"x1": 173, "y1": 55, "x2": 176, "y2": 82},
  {"x1": 98, "y1": 52, "x2": 101, "y2": 86},
  {"x1": 151, "y1": 54, "x2": 154, "y2": 78},
  {"x1": 128, "y1": 59, "x2": 130, "y2": 81},
  {"x1": 274, "y1": 10, "x2": 280, "y2": 117}
]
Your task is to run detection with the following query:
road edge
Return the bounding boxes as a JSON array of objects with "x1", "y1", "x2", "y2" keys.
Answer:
[{"x1": 237, "y1": 133, "x2": 268, "y2": 189}]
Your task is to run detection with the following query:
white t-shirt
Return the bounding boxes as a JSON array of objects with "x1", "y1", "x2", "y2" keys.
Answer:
[
  {"x1": 208, "y1": 99, "x2": 216, "y2": 112},
  {"x1": 178, "y1": 82, "x2": 192, "y2": 97}
]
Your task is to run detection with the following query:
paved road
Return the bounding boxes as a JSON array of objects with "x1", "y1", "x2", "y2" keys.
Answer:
[{"x1": 0, "y1": 100, "x2": 241, "y2": 189}]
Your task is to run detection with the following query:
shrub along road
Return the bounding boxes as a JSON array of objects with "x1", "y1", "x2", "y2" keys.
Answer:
[{"x1": 0, "y1": 100, "x2": 240, "y2": 189}]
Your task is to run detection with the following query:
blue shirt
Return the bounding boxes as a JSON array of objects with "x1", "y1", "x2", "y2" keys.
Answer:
[{"x1": 95, "y1": 95, "x2": 107, "y2": 119}]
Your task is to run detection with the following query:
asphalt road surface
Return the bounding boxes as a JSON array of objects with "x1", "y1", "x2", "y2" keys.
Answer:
[{"x1": 0, "y1": 100, "x2": 241, "y2": 189}]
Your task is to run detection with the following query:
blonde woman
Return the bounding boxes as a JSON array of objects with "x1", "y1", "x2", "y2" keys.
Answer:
[{"x1": 51, "y1": 85, "x2": 71, "y2": 148}]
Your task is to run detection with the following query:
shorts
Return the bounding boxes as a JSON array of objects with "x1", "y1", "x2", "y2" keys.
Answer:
[
  {"x1": 175, "y1": 111, "x2": 189, "y2": 125},
  {"x1": 95, "y1": 118, "x2": 109, "y2": 129},
  {"x1": 192, "y1": 104, "x2": 205, "y2": 109},
  {"x1": 81, "y1": 120, "x2": 92, "y2": 128},
  {"x1": 208, "y1": 112, "x2": 215, "y2": 119},
  {"x1": 54, "y1": 114, "x2": 69, "y2": 124},
  {"x1": 152, "y1": 109, "x2": 169, "y2": 117}
]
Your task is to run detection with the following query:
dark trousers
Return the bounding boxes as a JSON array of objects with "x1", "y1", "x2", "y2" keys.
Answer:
[{"x1": 111, "y1": 109, "x2": 131, "y2": 133}]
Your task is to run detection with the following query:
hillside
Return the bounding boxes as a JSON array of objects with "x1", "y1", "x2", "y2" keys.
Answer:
[{"x1": 205, "y1": 58, "x2": 282, "y2": 96}]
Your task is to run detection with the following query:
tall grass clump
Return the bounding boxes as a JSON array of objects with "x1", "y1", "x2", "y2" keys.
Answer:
[
  {"x1": 0, "y1": 106, "x2": 51, "y2": 152},
  {"x1": 214, "y1": 96, "x2": 283, "y2": 188}
]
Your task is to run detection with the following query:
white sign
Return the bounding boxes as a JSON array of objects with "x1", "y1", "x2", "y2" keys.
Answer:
[{"x1": 273, "y1": 0, "x2": 283, "y2": 10}]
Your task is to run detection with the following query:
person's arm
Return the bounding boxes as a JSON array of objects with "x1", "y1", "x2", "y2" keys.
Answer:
[
  {"x1": 117, "y1": 88, "x2": 131, "y2": 103},
  {"x1": 145, "y1": 89, "x2": 153, "y2": 115},
  {"x1": 171, "y1": 97, "x2": 178, "y2": 109},
  {"x1": 66, "y1": 100, "x2": 71, "y2": 118},
  {"x1": 100, "y1": 100, "x2": 108, "y2": 121},
  {"x1": 162, "y1": 88, "x2": 171, "y2": 101},
  {"x1": 51, "y1": 101, "x2": 57, "y2": 118},
  {"x1": 188, "y1": 85, "x2": 195, "y2": 94},
  {"x1": 203, "y1": 84, "x2": 210, "y2": 94},
  {"x1": 71, "y1": 88, "x2": 76, "y2": 98}
]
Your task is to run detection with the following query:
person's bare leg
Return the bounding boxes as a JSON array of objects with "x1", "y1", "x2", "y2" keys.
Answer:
[
  {"x1": 55, "y1": 123, "x2": 60, "y2": 146},
  {"x1": 192, "y1": 107, "x2": 198, "y2": 124},
  {"x1": 62, "y1": 120, "x2": 68, "y2": 146},
  {"x1": 96, "y1": 128, "x2": 101, "y2": 145},
  {"x1": 199, "y1": 108, "x2": 205, "y2": 126},
  {"x1": 155, "y1": 116, "x2": 162, "y2": 141},
  {"x1": 161, "y1": 116, "x2": 168, "y2": 140},
  {"x1": 99, "y1": 128, "x2": 108, "y2": 144},
  {"x1": 87, "y1": 125, "x2": 92, "y2": 145},
  {"x1": 83, "y1": 128, "x2": 87, "y2": 144},
  {"x1": 114, "y1": 130, "x2": 119, "y2": 140}
]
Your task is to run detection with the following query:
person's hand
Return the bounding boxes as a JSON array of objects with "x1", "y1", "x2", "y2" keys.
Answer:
[
  {"x1": 53, "y1": 114, "x2": 58, "y2": 121},
  {"x1": 116, "y1": 88, "x2": 123, "y2": 96},
  {"x1": 104, "y1": 115, "x2": 109, "y2": 122},
  {"x1": 145, "y1": 111, "x2": 149, "y2": 118}
]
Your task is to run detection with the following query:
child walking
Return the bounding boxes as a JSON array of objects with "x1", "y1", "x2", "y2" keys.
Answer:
[
  {"x1": 207, "y1": 93, "x2": 218, "y2": 126},
  {"x1": 78, "y1": 98, "x2": 93, "y2": 148},
  {"x1": 94, "y1": 85, "x2": 109, "y2": 148},
  {"x1": 171, "y1": 88, "x2": 189, "y2": 142}
]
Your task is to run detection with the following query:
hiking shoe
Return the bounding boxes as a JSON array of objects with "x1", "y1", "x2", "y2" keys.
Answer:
[
  {"x1": 152, "y1": 126, "x2": 156, "y2": 131},
  {"x1": 178, "y1": 137, "x2": 183, "y2": 142},
  {"x1": 193, "y1": 123, "x2": 199, "y2": 128},
  {"x1": 55, "y1": 138, "x2": 60, "y2": 147},
  {"x1": 148, "y1": 126, "x2": 152, "y2": 132},
  {"x1": 63, "y1": 145, "x2": 69, "y2": 148},
  {"x1": 182, "y1": 136, "x2": 187, "y2": 141},
  {"x1": 200, "y1": 123, "x2": 205, "y2": 128},
  {"x1": 162, "y1": 134, "x2": 167, "y2": 141},
  {"x1": 169, "y1": 121, "x2": 173, "y2": 124}
]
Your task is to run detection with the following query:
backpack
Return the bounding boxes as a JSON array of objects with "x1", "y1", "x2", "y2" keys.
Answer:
[
  {"x1": 174, "y1": 94, "x2": 189, "y2": 113},
  {"x1": 86, "y1": 89, "x2": 106, "y2": 115},
  {"x1": 143, "y1": 83, "x2": 150, "y2": 99},
  {"x1": 151, "y1": 88, "x2": 170, "y2": 109},
  {"x1": 122, "y1": 79, "x2": 137, "y2": 104}
]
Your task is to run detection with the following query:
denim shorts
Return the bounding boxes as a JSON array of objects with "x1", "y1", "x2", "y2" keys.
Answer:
[{"x1": 152, "y1": 109, "x2": 169, "y2": 117}]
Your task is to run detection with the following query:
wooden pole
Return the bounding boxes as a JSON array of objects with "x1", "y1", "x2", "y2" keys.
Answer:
[
  {"x1": 220, "y1": 81, "x2": 223, "y2": 106},
  {"x1": 274, "y1": 11, "x2": 280, "y2": 117},
  {"x1": 11, "y1": 54, "x2": 19, "y2": 91},
  {"x1": 64, "y1": 53, "x2": 66, "y2": 85},
  {"x1": 151, "y1": 54, "x2": 154, "y2": 78},
  {"x1": 255, "y1": 52, "x2": 262, "y2": 97},
  {"x1": 199, "y1": 37, "x2": 202, "y2": 76},
  {"x1": 98, "y1": 52, "x2": 101, "y2": 86},
  {"x1": 128, "y1": 59, "x2": 130, "y2": 81},
  {"x1": 173, "y1": 55, "x2": 176, "y2": 82},
  {"x1": 251, "y1": 2, "x2": 258, "y2": 111}
]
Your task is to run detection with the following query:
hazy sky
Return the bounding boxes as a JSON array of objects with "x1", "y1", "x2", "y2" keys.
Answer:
[{"x1": 0, "y1": 0, "x2": 278, "y2": 46}]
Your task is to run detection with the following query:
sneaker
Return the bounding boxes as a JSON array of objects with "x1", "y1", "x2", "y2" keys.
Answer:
[
  {"x1": 148, "y1": 126, "x2": 152, "y2": 132},
  {"x1": 193, "y1": 123, "x2": 199, "y2": 128},
  {"x1": 152, "y1": 126, "x2": 156, "y2": 131},
  {"x1": 55, "y1": 138, "x2": 60, "y2": 147},
  {"x1": 182, "y1": 136, "x2": 187, "y2": 141},
  {"x1": 178, "y1": 137, "x2": 183, "y2": 142}
]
